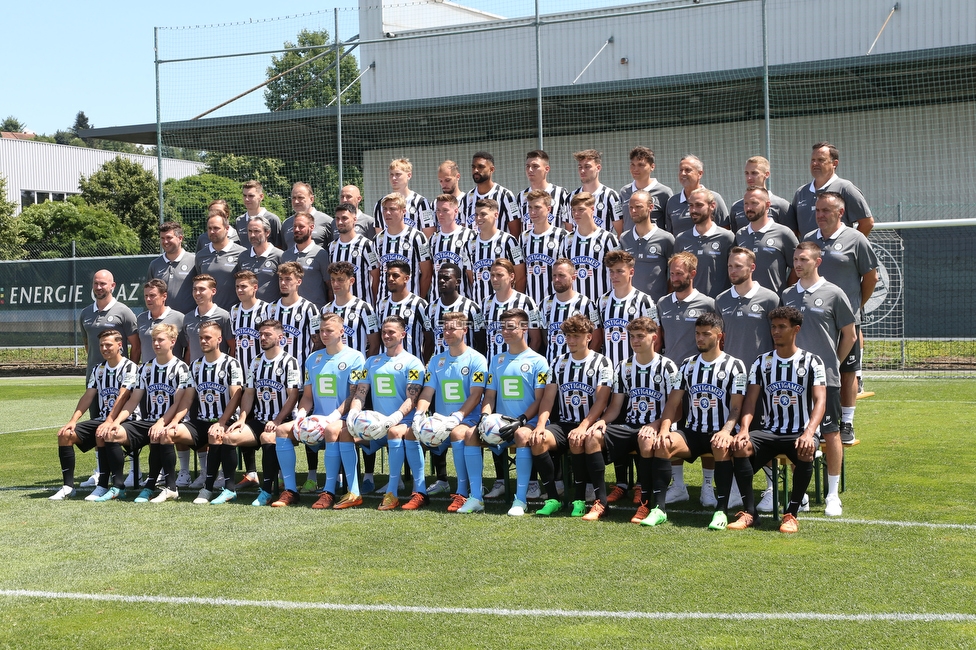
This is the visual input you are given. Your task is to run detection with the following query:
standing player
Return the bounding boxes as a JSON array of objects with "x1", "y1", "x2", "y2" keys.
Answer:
[
  {"x1": 468, "y1": 198, "x2": 527, "y2": 305},
  {"x1": 195, "y1": 212, "x2": 246, "y2": 311},
  {"x1": 413, "y1": 311, "x2": 489, "y2": 512},
  {"x1": 437, "y1": 160, "x2": 466, "y2": 203},
  {"x1": 238, "y1": 215, "x2": 283, "y2": 303},
  {"x1": 483, "y1": 259, "x2": 542, "y2": 361},
  {"x1": 520, "y1": 189, "x2": 568, "y2": 306},
  {"x1": 328, "y1": 202, "x2": 381, "y2": 305},
  {"x1": 620, "y1": 189, "x2": 675, "y2": 302},
  {"x1": 427, "y1": 194, "x2": 475, "y2": 304},
  {"x1": 559, "y1": 192, "x2": 620, "y2": 301},
  {"x1": 227, "y1": 319, "x2": 302, "y2": 506},
  {"x1": 194, "y1": 200, "x2": 239, "y2": 252},
  {"x1": 716, "y1": 248, "x2": 781, "y2": 368},
  {"x1": 372, "y1": 158, "x2": 436, "y2": 239},
  {"x1": 80, "y1": 270, "x2": 139, "y2": 383},
  {"x1": 323, "y1": 262, "x2": 380, "y2": 358},
  {"x1": 644, "y1": 313, "x2": 748, "y2": 524},
  {"x1": 599, "y1": 250, "x2": 659, "y2": 369},
  {"x1": 539, "y1": 258, "x2": 601, "y2": 361},
  {"x1": 347, "y1": 316, "x2": 428, "y2": 511},
  {"x1": 458, "y1": 152, "x2": 521, "y2": 238},
  {"x1": 426, "y1": 262, "x2": 485, "y2": 357},
  {"x1": 788, "y1": 142, "x2": 874, "y2": 237},
  {"x1": 274, "y1": 313, "x2": 366, "y2": 509},
  {"x1": 673, "y1": 187, "x2": 735, "y2": 299},
  {"x1": 735, "y1": 187, "x2": 798, "y2": 295},
  {"x1": 729, "y1": 157, "x2": 794, "y2": 232},
  {"x1": 374, "y1": 193, "x2": 434, "y2": 304},
  {"x1": 282, "y1": 182, "x2": 333, "y2": 250},
  {"x1": 50, "y1": 330, "x2": 140, "y2": 501},
  {"x1": 719, "y1": 306, "x2": 827, "y2": 533},
  {"x1": 281, "y1": 212, "x2": 332, "y2": 308},
  {"x1": 376, "y1": 261, "x2": 432, "y2": 361},
  {"x1": 619, "y1": 146, "x2": 673, "y2": 232},
  {"x1": 657, "y1": 252, "x2": 718, "y2": 375},
  {"x1": 148, "y1": 221, "x2": 196, "y2": 314},
  {"x1": 570, "y1": 149, "x2": 623, "y2": 236},
  {"x1": 136, "y1": 279, "x2": 185, "y2": 363},
  {"x1": 235, "y1": 180, "x2": 283, "y2": 247},
  {"x1": 665, "y1": 155, "x2": 730, "y2": 235},
  {"x1": 782, "y1": 242, "x2": 856, "y2": 517},
  {"x1": 516, "y1": 150, "x2": 572, "y2": 232},
  {"x1": 338, "y1": 184, "x2": 377, "y2": 240}
]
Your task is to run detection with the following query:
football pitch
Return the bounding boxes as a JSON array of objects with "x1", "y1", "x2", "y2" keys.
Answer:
[{"x1": 1, "y1": 377, "x2": 974, "y2": 649}]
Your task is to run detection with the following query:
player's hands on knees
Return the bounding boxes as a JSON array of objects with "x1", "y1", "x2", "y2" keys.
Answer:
[
  {"x1": 711, "y1": 429, "x2": 735, "y2": 450},
  {"x1": 652, "y1": 431, "x2": 672, "y2": 451},
  {"x1": 568, "y1": 427, "x2": 588, "y2": 445},
  {"x1": 731, "y1": 432, "x2": 750, "y2": 452},
  {"x1": 637, "y1": 425, "x2": 658, "y2": 442},
  {"x1": 796, "y1": 432, "x2": 816, "y2": 459},
  {"x1": 57, "y1": 424, "x2": 74, "y2": 439}
]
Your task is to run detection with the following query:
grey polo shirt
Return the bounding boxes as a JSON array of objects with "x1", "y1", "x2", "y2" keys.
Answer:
[
  {"x1": 729, "y1": 191, "x2": 792, "y2": 232},
  {"x1": 183, "y1": 304, "x2": 234, "y2": 363},
  {"x1": 674, "y1": 223, "x2": 735, "y2": 299},
  {"x1": 239, "y1": 245, "x2": 284, "y2": 303},
  {"x1": 619, "y1": 179, "x2": 674, "y2": 232},
  {"x1": 665, "y1": 188, "x2": 730, "y2": 235},
  {"x1": 147, "y1": 249, "x2": 197, "y2": 315},
  {"x1": 620, "y1": 226, "x2": 675, "y2": 302},
  {"x1": 79, "y1": 298, "x2": 138, "y2": 380},
  {"x1": 802, "y1": 224, "x2": 878, "y2": 322},
  {"x1": 656, "y1": 289, "x2": 717, "y2": 367},
  {"x1": 781, "y1": 278, "x2": 855, "y2": 388},
  {"x1": 788, "y1": 174, "x2": 873, "y2": 236},
  {"x1": 280, "y1": 208, "x2": 335, "y2": 250},
  {"x1": 281, "y1": 243, "x2": 332, "y2": 308},
  {"x1": 235, "y1": 209, "x2": 282, "y2": 249},
  {"x1": 735, "y1": 220, "x2": 799, "y2": 295},
  {"x1": 715, "y1": 283, "x2": 780, "y2": 367},
  {"x1": 195, "y1": 241, "x2": 246, "y2": 312},
  {"x1": 136, "y1": 307, "x2": 186, "y2": 362}
]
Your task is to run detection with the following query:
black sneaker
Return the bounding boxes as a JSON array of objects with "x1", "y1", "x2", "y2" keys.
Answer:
[{"x1": 839, "y1": 422, "x2": 858, "y2": 446}]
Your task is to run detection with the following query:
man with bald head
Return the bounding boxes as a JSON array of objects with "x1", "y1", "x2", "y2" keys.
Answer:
[
  {"x1": 80, "y1": 270, "x2": 140, "y2": 383},
  {"x1": 339, "y1": 184, "x2": 377, "y2": 240}
]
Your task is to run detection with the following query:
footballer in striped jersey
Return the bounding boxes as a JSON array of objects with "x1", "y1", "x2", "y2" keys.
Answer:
[
  {"x1": 329, "y1": 203, "x2": 381, "y2": 305},
  {"x1": 376, "y1": 261, "x2": 433, "y2": 361},
  {"x1": 468, "y1": 198, "x2": 527, "y2": 306},
  {"x1": 571, "y1": 149, "x2": 623, "y2": 236},
  {"x1": 426, "y1": 263, "x2": 485, "y2": 357},
  {"x1": 428, "y1": 194, "x2": 475, "y2": 303},
  {"x1": 539, "y1": 258, "x2": 601, "y2": 361},
  {"x1": 520, "y1": 189, "x2": 568, "y2": 306},
  {"x1": 560, "y1": 191, "x2": 620, "y2": 300},
  {"x1": 323, "y1": 262, "x2": 380, "y2": 359},
  {"x1": 516, "y1": 150, "x2": 572, "y2": 232},
  {"x1": 372, "y1": 159, "x2": 436, "y2": 238},
  {"x1": 231, "y1": 271, "x2": 270, "y2": 373},
  {"x1": 599, "y1": 250, "x2": 660, "y2": 369},
  {"x1": 374, "y1": 193, "x2": 433, "y2": 304},
  {"x1": 482, "y1": 259, "x2": 542, "y2": 361},
  {"x1": 266, "y1": 262, "x2": 321, "y2": 370},
  {"x1": 458, "y1": 152, "x2": 521, "y2": 237}
]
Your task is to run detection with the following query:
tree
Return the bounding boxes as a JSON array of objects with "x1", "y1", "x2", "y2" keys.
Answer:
[
  {"x1": 0, "y1": 176, "x2": 24, "y2": 260},
  {"x1": 78, "y1": 157, "x2": 160, "y2": 242},
  {"x1": 163, "y1": 173, "x2": 245, "y2": 239},
  {"x1": 203, "y1": 153, "x2": 288, "y2": 214},
  {"x1": 264, "y1": 28, "x2": 362, "y2": 112},
  {"x1": 18, "y1": 198, "x2": 140, "y2": 258},
  {"x1": 1, "y1": 116, "x2": 25, "y2": 132},
  {"x1": 72, "y1": 111, "x2": 94, "y2": 146}
]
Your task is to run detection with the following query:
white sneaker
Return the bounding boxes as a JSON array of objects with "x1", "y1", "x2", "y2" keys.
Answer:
[
  {"x1": 375, "y1": 478, "x2": 406, "y2": 494},
  {"x1": 799, "y1": 493, "x2": 810, "y2": 512},
  {"x1": 757, "y1": 488, "x2": 774, "y2": 513},
  {"x1": 585, "y1": 484, "x2": 595, "y2": 503},
  {"x1": 526, "y1": 481, "x2": 542, "y2": 500},
  {"x1": 84, "y1": 486, "x2": 109, "y2": 501},
  {"x1": 824, "y1": 495, "x2": 842, "y2": 517},
  {"x1": 507, "y1": 498, "x2": 527, "y2": 517},
  {"x1": 150, "y1": 488, "x2": 179, "y2": 503},
  {"x1": 188, "y1": 473, "x2": 206, "y2": 490},
  {"x1": 175, "y1": 470, "x2": 192, "y2": 488},
  {"x1": 700, "y1": 483, "x2": 717, "y2": 508},
  {"x1": 80, "y1": 472, "x2": 100, "y2": 488},
  {"x1": 484, "y1": 480, "x2": 506, "y2": 499},
  {"x1": 728, "y1": 482, "x2": 743, "y2": 509},
  {"x1": 49, "y1": 485, "x2": 76, "y2": 500},
  {"x1": 192, "y1": 489, "x2": 213, "y2": 505},
  {"x1": 427, "y1": 480, "x2": 451, "y2": 496},
  {"x1": 665, "y1": 483, "x2": 689, "y2": 504},
  {"x1": 213, "y1": 471, "x2": 226, "y2": 491}
]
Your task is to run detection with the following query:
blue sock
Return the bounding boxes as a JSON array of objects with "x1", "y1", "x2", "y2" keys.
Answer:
[
  {"x1": 387, "y1": 438, "x2": 405, "y2": 497},
  {"x1": 515, "y1": 447, "x2": 532, "y2": 502},
  {"x1": 404, "y1": 439, "x2": 426, "y2": 494},
  {"x1": 338, "y1": 442, "x2": 360, "y2": 496},
  {"x1": 324, "y1": 442, "x2": 341, "y2": 495},
  {"x1": 464, "y1": 446, "x2": 484, "y2": 500},
  {"x1": 275, "y1": 438, "x2": 297, "y2": 493},
  {"x1": 451, "y1": 440, "x2": 468, "y2": 497}
]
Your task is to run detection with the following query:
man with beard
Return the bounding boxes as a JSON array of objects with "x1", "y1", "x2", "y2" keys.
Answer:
[
  {"x1": 282, "y1": 182, "x2": 333, "y2": 250},
  {"x1": 437, "y1": 160, "x2": 465, "y2": 203},
  {"x1": 729, "y1": 157, "x2": 794, "y2": 233},
  {"x1": 328, "y1": 202, "x2": 380, "y2": 305},
  {"x1": 458, "y1": 152, "x2": 521, "y2": 238},
  {"x1": 620, "y1": 190, "x2": 675, "y2": 302},
  {"x1": 148, "y1": 221, "x2": 196, "y2": 314},
  {"x1": 673, "y1": 187, "x2": 735, "y2": 299},
  {"x1": 734, "y1": 187, "x2": 798, "y2": 295},
  {"x1": 281, "y1": 211, "x2": 332, "y2": 308},
  {"x1": 539, "y1": 258, "x2": 601, "y2": 361},
  {"x1": 338, "y1": 184, "x2": 377, "y2": 240}
]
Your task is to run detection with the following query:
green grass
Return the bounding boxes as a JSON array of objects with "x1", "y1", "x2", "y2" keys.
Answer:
[{"x1": 1, "y1": 379, "x2": 975, "y2": 648}]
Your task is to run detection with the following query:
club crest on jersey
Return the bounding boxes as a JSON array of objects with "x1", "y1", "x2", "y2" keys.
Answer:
[
  {"x1": 438, "y1": 358, "x2": 446, "y2": 368},
  {"x1": 751, "y1": 304, "x2": 762, "y2": 312},
  {"x1": 181, "y1": 264, "x2": 188, "y2": 271},
  {"x1": 717, "y1": 371, "x2": 727, "y2": 379},
  {"x1": 712, "y1": 243, "x2": 720, "y2": 250},
  {"x1": 814, "y1": 298, "x2": 824, "y2": 307},
  {"x1": 797, "y1": 367, "x2": 806, "y2": 377},
  {"x1": 520, "y1": 363, "x2": 530, "y2": 372},
  {"x1": 766, "y1": 238, "x2": 775, "y2": 246},
  {"x1": 218, "y1": 371, "x2": 225, "y2": 379},
  {"x1": 394, "y1": 363, "x2": 403, "y2": 371},
  {"x1": 654, "y1": 375, "x2": 663, "y2": 383},
  {"x1": 834, "y1": 243, "x2": 843, "y2": 250},
  {"x1": 276, "y1": 368, "x2": 283, "y2": 376},
  {"x1": 461, "y1": 366, "x2": 469, "y2": 375},
  {"x1": 688, "y1": 309, "x2": 700, "y2": 318},
  {"x1": 338, "y1": 362, "x2": 347, "y2": 370}
]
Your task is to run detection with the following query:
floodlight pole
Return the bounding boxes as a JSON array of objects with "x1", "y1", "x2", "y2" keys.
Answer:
[
  {"x1": 335, "y1": 8, "x2": 343, "y2": 189},
  {"x1": 535, "y1": 0, "x2": 543, "y2": 151},
  {"x1": 762, "y1": 0, "x2": 771, "y2": 189},
  {"x1": 155, "y1": 27, "x2": 165, "y2": 227}
]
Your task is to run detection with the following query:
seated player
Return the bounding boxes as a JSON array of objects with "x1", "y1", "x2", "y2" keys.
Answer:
[
  {"x1": 588, "y1": 318, "x2": 680, "y2": 523},
  {"x1": 412, "y1": 311, "x2": 488, "y2": 512},
  {"x1": 51, "y1": 330, "x2": 139, "y2": 501},
  {"x1": 717, "y1": 306, "x2": 826, "y2": 533},
  {"x1": 529, "y1": 315, "x2": 613, "y2": 520},
  {"x1": 644, "y1": 313, "x2": 748, "y2": 526},
  {"x1": 171, "y1": 321, "x2": 244, "y2": 504},
  {"x1": 226, "y1": 319, "x2": 302, "y2": 506},
  {"x1": 346, "y1": 316, "x2": 427, "y2": 511},
  {"x1": 275, "y1": 313, "x2": 366, "y2": 510}
]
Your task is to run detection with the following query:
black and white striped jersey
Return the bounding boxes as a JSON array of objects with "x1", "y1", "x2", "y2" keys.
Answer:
[
  {"x1": 516, "y1": 183, "x2": 572, "y2": 231},
  {"x1": 539, "y1": 292, "x2": 600, "y2": 360},
  {"x1": 483, "y1": 291, "x2": 542, "y2": 361},
  {"x1": 550, "y1": 351, "x2": 614, "y2": 424},
  {"x1": 458, "y1": 183, "x2": 521, "y2": 234},
  {"x1": 613, "y1": 354, "x2": 681, "y2": 426},
  {"x1": 189, "y1": 353, "x2": 243, "y2": 421},
  {"x1": 376, "y1": 292, "x2": 431, "y2": 359},
  {"x1": 428, "y1": 227, "x2": 476, "y2": 302},
  {"x1": 245, "y1": 351, "x2": 302, "y2": 422},
  {"x1": 678, "y1": 352, "x2": 748, "y2": 434},
  {"x1": 266, "y1": 298, "x2": 320, "y2": 370},
  {"x1": 426, "y1": 295, "x2": 485, "y2": 356},
  {"x1": 322, "y1": 297, "x2": 379, "y2": 356},
  {"x1": 87, "y1": 357, "x2": 140, "y2": 420},
  {"x1": 598, "y1": 288, "x2": 660, "y2": 368},
  {"x1": 329, "y1": 235, "x2": 381, "y2": 305},
  {"x1": 231, "y1": 300, "x2": 270, "y2": 374},
  {"x1": 521, "y1": 225, "x2": 568, "y2": 306},
  {"x1": 750, "y1": 349, "x2": 827, "y2": 435},
  {"x1": 374, "y1": 227, "x2": 432, "y2": 304},
  {"x1": 373, "y1": 191, "x2": 436, "y2": 232},
  {"x1": 468, "y1": 231, "x2": 526, "y2": 305},
  {"x1": 569, "y1": 184, "x2": 623, "y2": 232},
  {"x1": 558, "y1": 229, "x2": 620, "y2": 299},
  {"x1": 127, "y1": 358, "x2": 191, "y2": 422}
]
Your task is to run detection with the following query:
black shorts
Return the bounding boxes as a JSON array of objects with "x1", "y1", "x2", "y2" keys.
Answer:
[
  {"x1": 183, "y1": 419, "x2": 218, "y2": 449},
  {"x1": 120, "y1": 420, "x2": 151, "y2": 451},
  {"x1": 821, "y1": 386, "x2": 841, "y2": 434},
  {"x1": 676, "y1": 429, "x2": 714, "y2": 462},
  {"x1": 604, "y1": 423, "x2": 640, "y2": 457},
  {"x1": 73, "y1": 419, "x2": 103, "y2": 452},
  {"x1": 839, "y1": 323, "x2": 862, "y2": 373},
  {"x1": 747, "y1": 429, "x2": 813, "y2": 473},
  {"x1": 544, "y1": 422, "x2": 569, "y2": 452},
  {"x1": 557, "y1": 421, "x2": 610, "y2": 463},
  {"x1": 244, "y1": 415, "x2": 274, "y2": 443}
]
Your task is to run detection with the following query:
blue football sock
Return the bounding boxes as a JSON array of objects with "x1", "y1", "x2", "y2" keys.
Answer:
[
  {"x1": 324, "y1": 442, "x2": 341, "y2": 495},
  {"x1": 451, "y1": 440, "x2": 468, "y2": 497},
  {"x1": 338, "y1": 442, "x2": 360, "y2": 496},
  {"x1": 387, "y1": 438, "x2": 405, "y2": 497},
  {"x1": 404, "y1": 439, "x2": 426, "y2": 494},
  {"x1": 515, "y1": 447, "x2": 532, "y2": 502},
  {"x1": 275, "y1": 438, "x2": 297, "y2": 493},
  {"x1": 465, "y1": 446, "x2": 484, "y2": 500}
]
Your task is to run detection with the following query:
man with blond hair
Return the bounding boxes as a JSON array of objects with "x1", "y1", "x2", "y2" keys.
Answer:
[
  {"x1": 570, "y1": 149, "x2": 623, "y2": 236},
  {"x1": 372, "y1": 158, "x2": 436, "y2": 239}
]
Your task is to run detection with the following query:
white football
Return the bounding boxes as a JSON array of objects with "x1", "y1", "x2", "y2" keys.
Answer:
[
  {"x1": 297, "y1": 414, "x2": 328, "y2": 446},
  {"x1": 349, "y1": 410, "x2": 385, "y2": 440},
  {"x1": 418, "y1": 413, "x2": 451, "y2": 447},
  {"x1": 478, "y1": 413, "x2": 508, "y2": 446}
]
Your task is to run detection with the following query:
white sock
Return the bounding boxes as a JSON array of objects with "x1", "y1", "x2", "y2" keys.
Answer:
[
  {"x1": 827, "y1": 474, "x2": 841, "y2": 499},
  {"x1": 178, "y1": 450, "x2": 191, "y2": 473},
  {"x1": 672, "y1": 463, "x2": 685, "y2": 487},
  {"x1": 842, "y1": 406, "x2": 855, "y2": 424},
  {"x1": 702, "y1": 468, "x2": 714, "y2": 487}
]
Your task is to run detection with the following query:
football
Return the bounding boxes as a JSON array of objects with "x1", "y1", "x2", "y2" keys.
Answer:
[
  {"x1": 417, "y1": 413, "x2": 451, "y2": 447},
  {"x1": 479, "y1": 413, "x2": 513, "y2": 446},
  {"x1": 296, "y1": 414, "x2": 328, "y2": 446},
  {"x1": 348, "y1": 410, "x2": 385, "y2": 440}
]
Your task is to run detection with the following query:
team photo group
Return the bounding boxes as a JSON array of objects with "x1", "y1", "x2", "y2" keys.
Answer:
[{"x1": 53, "y1": 141, "x2": 879, "y2": 535}]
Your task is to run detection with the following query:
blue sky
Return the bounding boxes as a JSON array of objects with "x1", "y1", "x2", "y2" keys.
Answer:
[{"x1": 2, "y1": 0, "x2": 626, "y2": 135}]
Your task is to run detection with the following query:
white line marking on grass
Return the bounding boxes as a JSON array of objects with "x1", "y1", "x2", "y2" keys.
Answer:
[
  {"x1": 0, "y1": 427, "x2": 59, "y2": 435},
  {"x1": 0, "y1": 589, "x2": 973, "y2": 623}
]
